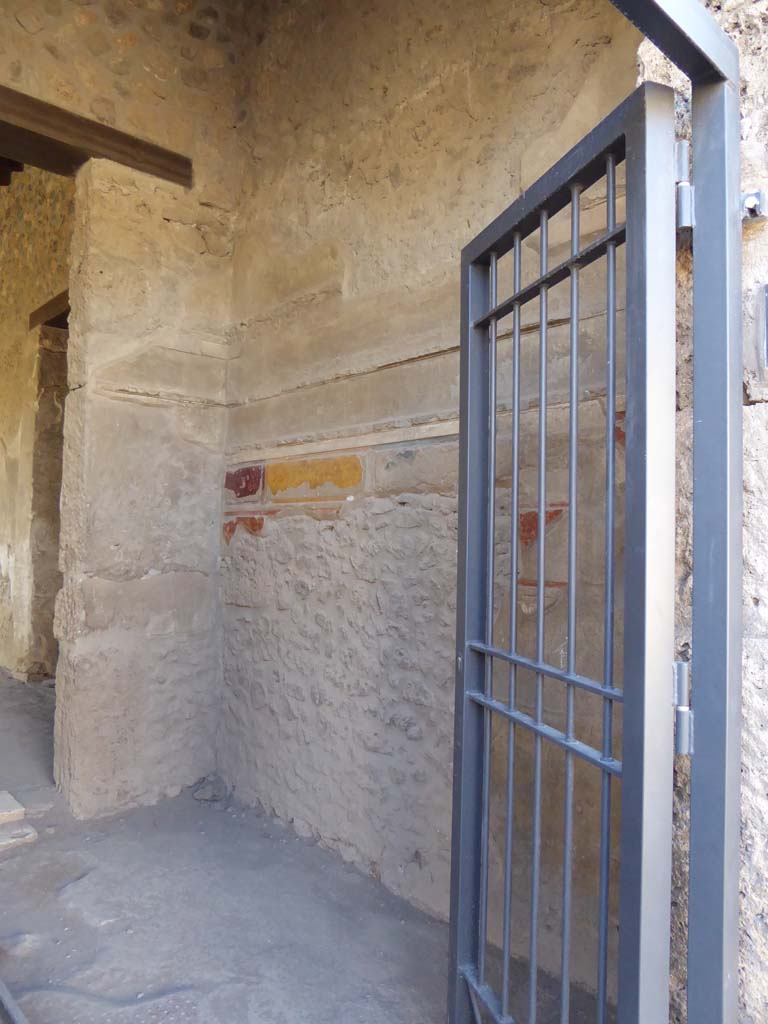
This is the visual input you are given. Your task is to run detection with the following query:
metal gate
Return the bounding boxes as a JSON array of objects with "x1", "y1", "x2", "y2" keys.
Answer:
[{"x1": 449, "y1": 84, "x2": 677, "y2": 1024}]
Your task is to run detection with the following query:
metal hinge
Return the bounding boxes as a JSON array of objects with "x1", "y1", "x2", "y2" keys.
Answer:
[
  {"x1": 673, "y1": 661, "x2": 694, "y2": 756},
  {"x1": 675, "y1": 140, "x2": 695, "y2": 230}
]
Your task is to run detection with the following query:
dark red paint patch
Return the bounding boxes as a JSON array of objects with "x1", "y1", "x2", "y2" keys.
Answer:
[
  {"x1": 225, "y1": 464, "x2": 263, "y2": 499},
  {"x1": 518, "y1": 507, "x2": 566, "y2": 548},
  {"x1": 518, "y1": 578, "x2": 568, "y2": 589},
  {"x1": 223, "y1": 516, "x2": 266, "y2": 545}
]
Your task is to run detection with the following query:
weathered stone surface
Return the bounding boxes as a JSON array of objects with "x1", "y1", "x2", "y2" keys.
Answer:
[
  {"x1": 741, "y1": 403, "x2": 768, "y2": 1023},
  {"x1": 55, "y1": 572, "x2": 218, "y2": 642},
  {"x1": 370, "y1": 441, "x2": 458, "y2": 497},
  {"x1": 61, "y1": 393, "x2": 222, "y2": 579},
  {"x1": 52, "y1": 147, "x2": 233, "y2": 815},
  {"x1": 55, "y1": 627, "x2": 220, "y2": 818},
  {"x1": 0, "y1": 792, "x2": 25, "y2": 825},
  {"x1": 0, "y1": 167, "x2": 73, "y2": 680},
  {"x1": 0, "y1": 822, "x2": 37, "y2": 854},
  {"x1": 220, "y1": 494, "x2": 458, "y2": 918}
]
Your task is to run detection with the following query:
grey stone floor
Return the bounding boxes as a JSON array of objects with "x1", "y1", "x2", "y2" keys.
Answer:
[
  {"x1": 0, "y1": 673, "x2": 611, "y2": 1024},
  {"x1": 0, "y1": 673, "x2": 448, "y2": 1024}
]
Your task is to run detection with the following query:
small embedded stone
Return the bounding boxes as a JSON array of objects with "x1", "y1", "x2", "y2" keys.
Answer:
[
  {"x1": 105, "y1": 2, "x2": 128, "y2": 26},
  {"x1": 181, "y1": 66, "x2": 209, "y2": 90},
  {"x1": 188, "y1": 21, "x2": 210, "y2": 40},
  {"x1": 110, "y1": 58, "x2": 132, "y2": 76},
  {"x1": 192, "y1": 776, "x2": 229, "y2": 803},
  {"x1": 85, "y1": 30, "x2": 111, "y2": 57}
]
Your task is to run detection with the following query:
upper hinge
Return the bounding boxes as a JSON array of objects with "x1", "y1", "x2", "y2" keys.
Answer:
[
  {"x1": 675, "y1": 140, "x2": 695, "y2": 231},
  {"x1": 673, "y1": 660, "x2": 694, "y2": 757}
]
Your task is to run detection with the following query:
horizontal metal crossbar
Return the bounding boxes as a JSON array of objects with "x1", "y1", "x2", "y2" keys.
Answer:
[
  {"x1": 467, "y1": 691, "x2": 623, "y2": 776},
  {"x1": 467, "y1": 642, "x2": 624, "y2": 702},
  {"x1": 472, "y1": 225, "x2": 627, "y2": 329}
]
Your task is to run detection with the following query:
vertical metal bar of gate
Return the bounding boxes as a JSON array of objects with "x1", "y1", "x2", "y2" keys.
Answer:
[
  {"x1": 617, "y1": 80, "x2": 676, "y2": 1024},
  {"x1": 449, "y1": 83, "x2": 676, "y2": 1024},
  {"x1": 687, "y1": 76, "x2": 742, "y2": 1024},
  {"x1": 449, "y1": 253, "x2": 492, "y2": 1024}
]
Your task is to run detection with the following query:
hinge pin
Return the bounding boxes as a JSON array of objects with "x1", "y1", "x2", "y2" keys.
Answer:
[
  {"x1": 673, "y1": 660, "x2": 694, "y2": 756},
  {"x1": 675, "y1": 140, "x2": 695, "y2": 231}
]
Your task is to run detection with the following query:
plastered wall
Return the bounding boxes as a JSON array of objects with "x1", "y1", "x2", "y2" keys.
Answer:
[
  {"x1": 220, "y1": 0, "x2": 640, "y2": 996},
  {"x1": 0, "y1": 166, "x2": 73, "y2": 680}
]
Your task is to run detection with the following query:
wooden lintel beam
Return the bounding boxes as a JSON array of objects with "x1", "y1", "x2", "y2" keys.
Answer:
[
  {"x1": 0, "y1": 84, "x2": 193, "y2": 188},
  {"x1": 0, "y1": 155, "x2": 23, "y2": 186},
  {"x1": 29, "y1": 289, "x2": 70, "y2": 331}
]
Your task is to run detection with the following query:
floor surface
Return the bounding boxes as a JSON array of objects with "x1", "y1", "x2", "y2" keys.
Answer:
[{"x1": 0, "y1": 673, "x2": 447, "y2": 1024}]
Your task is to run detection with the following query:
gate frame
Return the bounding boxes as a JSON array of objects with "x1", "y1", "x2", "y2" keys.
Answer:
[
  {"x1": 608, "y1": 5, "x2": 742, "y2": 1024},
  {"x1": 449, "y1": 1, "x2": 742, "y2": 1022}
]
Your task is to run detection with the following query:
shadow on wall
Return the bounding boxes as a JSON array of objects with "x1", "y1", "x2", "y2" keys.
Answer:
[{"x1": 28, "y1": 301, "x2": 70, "y2": 681}]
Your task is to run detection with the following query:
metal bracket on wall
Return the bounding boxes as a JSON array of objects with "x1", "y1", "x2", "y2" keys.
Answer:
[{"x1": 741, "y1": 189, "x2": 767, "y2": 221}]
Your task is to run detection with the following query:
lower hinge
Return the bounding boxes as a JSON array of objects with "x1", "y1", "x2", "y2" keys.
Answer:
[
  {"x1": 673, "y1": 660, "x2": 694, "y2": 756},
  {"x1": 675, "y1": 140, "x2": 695, "y2": 231}
]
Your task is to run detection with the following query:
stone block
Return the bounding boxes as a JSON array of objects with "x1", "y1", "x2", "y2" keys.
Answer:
[
  {"x1": 62, "y1": 394, "x2": 222, "y2": 578},
  {"x1": 94, "y1": 346, "x2": 227, "y2": 405},
  {"x1": 229, "y1": 271, "x2": 456, "y2": 407},
  {"x1": 55, "y1": 571, "x2": 218, "y2": 641},
  {"x1": 55, "y1": 628, "x2": 220, "y2": 819},
  {"x1": 228, "y1": 351, "x2": 459, "y2": 455},
  {"x1": 0, "y1": 823, "x2": 37, "y2": 854},
  {"x1": 0, "y1": 792, "x2": 25, "y2": 825}
]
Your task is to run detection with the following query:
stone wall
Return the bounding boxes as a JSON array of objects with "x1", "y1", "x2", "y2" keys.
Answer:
[
  {"x1": 0, "y1": 166, "x2": 73, "y2": 680},
  {"x1": 53, "y1": 157, "x2": 234, "y2": 816},
  {"x1": 0, "y1": 0, "x2": 251, "y2": 815},
  {"x1": 221, "y1": 0, "x2": 640, "y2": 996}
]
